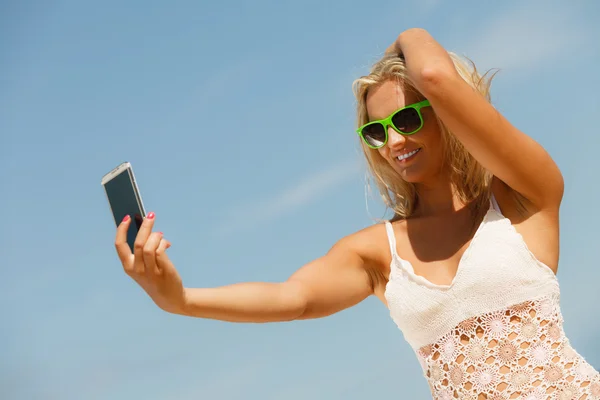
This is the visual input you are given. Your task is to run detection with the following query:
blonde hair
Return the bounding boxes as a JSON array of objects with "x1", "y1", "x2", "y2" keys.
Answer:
[{"x1": 352, "y1": 53, "x2": 496, "y2": 219}]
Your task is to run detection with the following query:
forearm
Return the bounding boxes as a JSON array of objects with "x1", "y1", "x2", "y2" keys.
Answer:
[
  {"x1": 391, "y1": 29, "x2": 563, "y2": 208},
  {"x1": 177, "y1": 281, "x2": 307, "y2": 323}
]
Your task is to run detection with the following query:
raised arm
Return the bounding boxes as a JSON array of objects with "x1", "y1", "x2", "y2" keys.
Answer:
[
  {"x1": 388, "y1": 28, "x2": 564, "y2": 211},
  {"x1": 115, "y1": 213, "x2": 375, "y2": 323}
]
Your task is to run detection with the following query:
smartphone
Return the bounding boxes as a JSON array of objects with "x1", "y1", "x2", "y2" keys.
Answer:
[{"x1": 101, "y1": 161, "x2": 146, "y2": 252}]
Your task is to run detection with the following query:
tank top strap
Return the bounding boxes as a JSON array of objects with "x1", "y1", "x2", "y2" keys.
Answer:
[
  {"x1": 490, "y1": 193, "x2": 502, "y2": 214},
  {"x1": 384, "y1": 221, "x2": 398, "y2": 258}
]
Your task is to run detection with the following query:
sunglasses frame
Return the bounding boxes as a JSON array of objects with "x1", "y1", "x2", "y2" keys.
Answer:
[{"x1": 356, "y1": 99, "x2": 431, "y2": 149}]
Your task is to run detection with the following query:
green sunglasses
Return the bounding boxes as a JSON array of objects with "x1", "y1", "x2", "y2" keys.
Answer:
[{"x1": 356, "y1": 99, "x2": 431, "y2": 149}]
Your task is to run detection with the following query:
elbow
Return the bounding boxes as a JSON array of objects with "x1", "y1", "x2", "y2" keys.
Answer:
[
  {"x1": 553, "y1": 167, "x2": 565, "y2": 202},
  {"x1": 286, "y1": 298, "x2": 309, "y2": 322},
  {"x1": 280, "y1": 281, "x2": 309, "y2": 321},
  {"x1": 420, "y1": 66, "x2": 445, "y2": 85},
  {"x1": 535, "y1": 159, "x2": 565, "y2": 210},
  {"x1": 545, "y1": 168, "x2": 565, "y2": 209},
  {"x1": 416, "y1": 66, "x2": 457, "y2": 99}
]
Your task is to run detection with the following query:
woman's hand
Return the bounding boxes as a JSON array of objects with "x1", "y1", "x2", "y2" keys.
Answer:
[{"x1": 115, "y1": 212, "x2": 187, "y2": 314}]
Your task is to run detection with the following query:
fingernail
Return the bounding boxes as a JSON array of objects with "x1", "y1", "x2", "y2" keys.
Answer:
[
  {"x1": 122, "y1": 215, "x2": 130, "y2": 222},
  {"x1": 147, "y1": 212, "x2": 155, "y2": 219},
  {"x1": 158, "y1": 231, "x2": 163, "y2": 235}
]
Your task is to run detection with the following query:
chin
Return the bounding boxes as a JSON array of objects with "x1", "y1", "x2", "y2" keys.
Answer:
[
  {"x1": 395, "y1": 165, "x2": 430, "y2": 184},
  {"x1": 400, "y1": 173, "x2": 428, "y2": 184},
  {"x1": 393, "y1": 158, "x2": 445, "y2": 185}
]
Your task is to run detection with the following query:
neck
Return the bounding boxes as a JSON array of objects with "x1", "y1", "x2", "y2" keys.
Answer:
[{"x1": 412, "y1": 179, "x2": 467, "y2": 218}]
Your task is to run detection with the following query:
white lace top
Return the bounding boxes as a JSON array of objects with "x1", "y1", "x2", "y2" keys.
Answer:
[{"x1": 384, "y1": 198, "x2": 600, "y2": 399}]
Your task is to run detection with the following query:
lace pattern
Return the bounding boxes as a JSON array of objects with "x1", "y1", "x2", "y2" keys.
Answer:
[{"x1": 417, "y1": 296, "x2": 600, "y2": 399}]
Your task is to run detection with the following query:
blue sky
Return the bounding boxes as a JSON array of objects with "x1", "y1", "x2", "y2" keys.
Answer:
[{"x1": 2, "y1": 1, "x2": 600, "y2": 399}]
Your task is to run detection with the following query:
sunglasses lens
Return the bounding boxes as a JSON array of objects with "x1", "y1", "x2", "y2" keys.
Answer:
[
  {"x1": 391, "y1": 108, "x2": 422, "y2": 134},
  {"x1": 361, "y1": 123, "x2": 386, "y2": 147}
]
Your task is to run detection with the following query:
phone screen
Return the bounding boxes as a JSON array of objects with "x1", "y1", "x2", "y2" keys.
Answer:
[{"x1": 103, "y1": 167, "x2": 145, "y2": 252}]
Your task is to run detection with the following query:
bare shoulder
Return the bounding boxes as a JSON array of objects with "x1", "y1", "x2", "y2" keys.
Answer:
[{"x1": 491, "y1": 177, "x2": 560, "y2": 273}]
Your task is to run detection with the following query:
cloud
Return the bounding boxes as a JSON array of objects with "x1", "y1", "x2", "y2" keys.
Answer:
[
  {"x1": 216, "y1": 160, "x2": 359, "y2": 236},
  {"x1": 461, "y1": 3, "x2": 588, "y2": 72}
]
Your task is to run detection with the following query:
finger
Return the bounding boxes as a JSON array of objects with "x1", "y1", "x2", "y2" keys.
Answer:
[
  {"x1": 143, "y1": 231, "x2": 163, "y2": 276},
  {"x1": 159, "y1": 239, "x2": 172, "y2": 253},
  {"x1": 115, "y1": 215, "x2": 135, "y2": 272},
  {"x1": 133, "y1": 212, "x2": 156, "y2": 274},
  {"x1": 155, "y1": 238, "x2": 174, "y2": 275}
]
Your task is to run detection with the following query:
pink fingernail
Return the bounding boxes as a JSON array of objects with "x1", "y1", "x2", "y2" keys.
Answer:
[
  {"x1": 122, "y1": 215, "x2": 130, "y2": 222},
  {"x1": 147, "y1": 212, "x2": 155, "y2": 219}
]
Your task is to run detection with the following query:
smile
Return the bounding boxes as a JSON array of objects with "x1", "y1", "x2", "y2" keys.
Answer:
[{"x1": 397, "y1": 148, "x2": 421, "y2": 161}]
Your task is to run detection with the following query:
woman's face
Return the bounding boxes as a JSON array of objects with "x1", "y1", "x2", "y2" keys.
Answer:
[{"x1": 366, "y1": 80, "x2": 445, "y2": 184}]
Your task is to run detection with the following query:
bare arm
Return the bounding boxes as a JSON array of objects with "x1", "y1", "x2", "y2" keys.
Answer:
[
  {"x1": 388, "y1": 28, "x2": 564, "y2": 210},
  {"x1": 183, "y1": 238, "x2": 373, "y2": 322},
  {"x1": 115, "y1": 213, "x2": 374, "y2": 323}
]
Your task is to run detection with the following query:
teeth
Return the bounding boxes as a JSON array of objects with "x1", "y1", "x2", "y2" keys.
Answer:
[{"x1": 397, "y1": 148, "x2": 420, "y2": 161}]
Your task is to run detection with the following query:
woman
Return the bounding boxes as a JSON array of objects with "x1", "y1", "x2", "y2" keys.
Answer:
[{"x1": 114, "y1": 28, "x2": 600, "y2": 399}]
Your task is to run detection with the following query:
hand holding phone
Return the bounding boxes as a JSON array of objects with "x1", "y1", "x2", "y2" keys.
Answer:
[
  {"x1": 115, "y1": 212, "x2": 186, "y2": 314},
  {"x1": 102, "y1": 162, "x2": 186, "y2": 313}
]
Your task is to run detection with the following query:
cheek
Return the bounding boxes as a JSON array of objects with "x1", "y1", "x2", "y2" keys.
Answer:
[
  {"x1": 376, "y1": 147, "x2": 398, "y2": 169},
  {"x1": 422, "y1": 130, "x2": 447, "y2": 169},
  {"x1": 377, "y1": 146, "x2": 390, "y2": 161},
  {"x1": 418, "y1": 122, "x2": 443, "y2": 152}
]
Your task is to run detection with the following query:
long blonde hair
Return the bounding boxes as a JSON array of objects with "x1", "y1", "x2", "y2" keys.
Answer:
[{"x1": 352, "y1": 53, "x2": 496, "y2": 219}]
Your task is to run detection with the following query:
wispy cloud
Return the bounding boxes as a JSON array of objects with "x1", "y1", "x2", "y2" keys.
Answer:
[
  {"x1": 216, "y1": 160, "x2": 360, "y2": 236},
  {"x1": 461, "y1": 3, "x2": 588, "y2": 72}
]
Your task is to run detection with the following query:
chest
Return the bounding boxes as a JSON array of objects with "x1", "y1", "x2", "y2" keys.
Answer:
[
  {"x1": 383, "y1": 213, "x2": 560, "y2": 349},
  {"x1": 391, "y1": 210, "x2": 485, "y2": 286}
]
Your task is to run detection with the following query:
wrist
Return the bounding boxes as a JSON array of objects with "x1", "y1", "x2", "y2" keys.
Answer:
[
  {"x1": 398, "y1": 28, "x2": 429, "y2": 45},
  {"x1": 158, "y1": 288, "x2": 191, "y2": 316},
  {"x1": 386, "y1": 28, "x2": 430, "y2": 60},
  {"x1": 177, "y1": 287, "x2": 192, "y2": 316}
]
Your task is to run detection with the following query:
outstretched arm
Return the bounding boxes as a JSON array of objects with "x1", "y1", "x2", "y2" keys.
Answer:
[
  {"x1": 115, "y1": 214, "x2": 375, "y2": 322},
  {"x1": 388, "y1": 28, "x2": 564, "y2": 211}
]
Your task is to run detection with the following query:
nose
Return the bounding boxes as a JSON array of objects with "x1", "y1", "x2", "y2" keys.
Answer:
[{"x1": 386, "y1": 125, "x2": 406, "y2": 150}]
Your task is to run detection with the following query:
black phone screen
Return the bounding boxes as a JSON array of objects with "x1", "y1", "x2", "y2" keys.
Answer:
[{"x1": 103, "y1": 167, "x2": 145, "y2": 252}]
